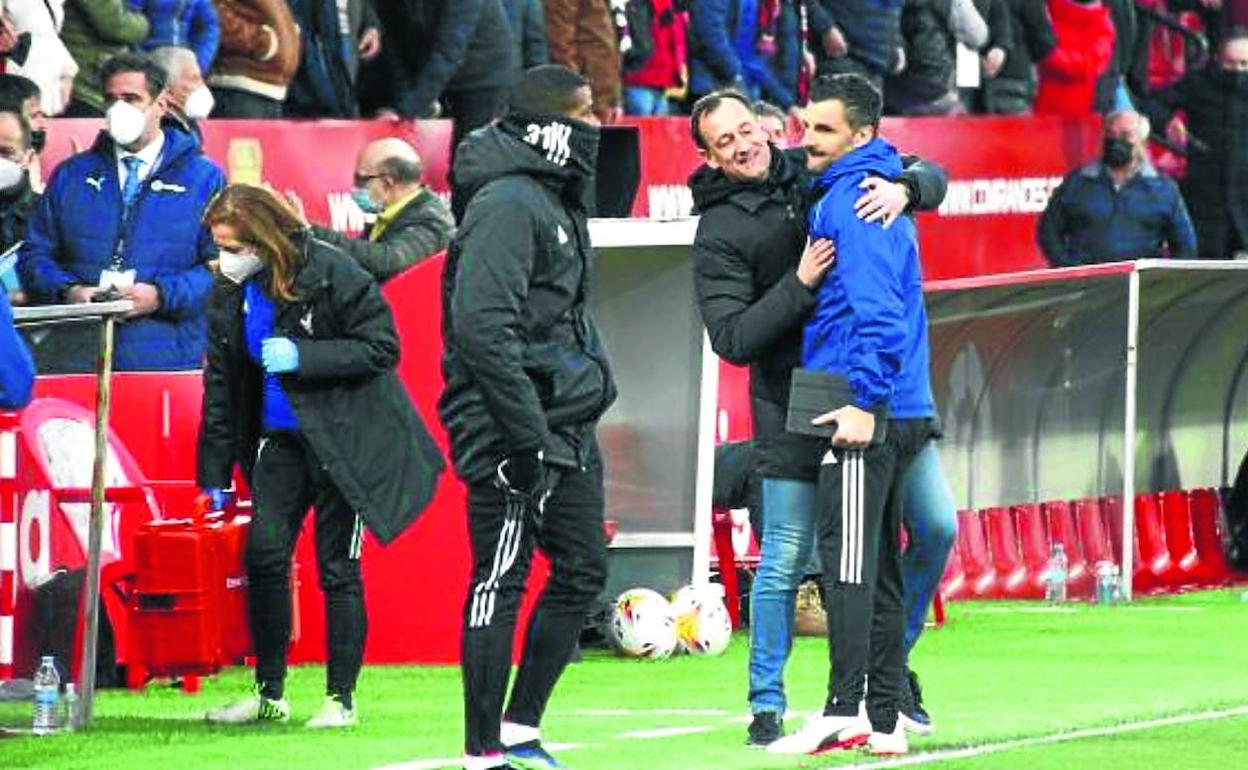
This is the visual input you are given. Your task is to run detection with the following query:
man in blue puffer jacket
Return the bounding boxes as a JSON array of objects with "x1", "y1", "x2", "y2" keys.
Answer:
[
  {"x1": 688, "y1": 0, "x2": 803, "y2": 108},
  {"x1": 18, "y1": 53, "x2": 225, "y2": 372},
  {"x1": 768, "y1": 73, "x2": 934, "y2": 758}
]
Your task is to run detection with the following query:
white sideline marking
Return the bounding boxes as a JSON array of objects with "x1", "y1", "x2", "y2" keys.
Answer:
[
  {"x1": 836, "y1": 705, "x2": 1248, "y2": 769},
  {"x1": 964, "y1": 606, "x2": 1205, "y2": 615},
  {"x1": 374, "y1": 744, "x2": 588, "y2": 770},
  {"x1": 573, "y1": 708, "x2": 732, "y2": 717},
  {"x1": 617, "y1": 726, "x2": 718, "y2": 739}
]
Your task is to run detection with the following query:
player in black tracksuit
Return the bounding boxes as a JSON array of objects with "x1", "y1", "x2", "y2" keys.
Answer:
[{"x1": 439, "y1": 66, "x2": 617, "y2": 770}]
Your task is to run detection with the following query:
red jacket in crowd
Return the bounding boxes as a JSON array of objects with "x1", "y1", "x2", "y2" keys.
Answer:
[
  {"x1": 1035, "y1": 0, "x2": 1116, "y2": 116},
  {"x1": 621, "y1": 0, "x2": 688, "y2": 91}
]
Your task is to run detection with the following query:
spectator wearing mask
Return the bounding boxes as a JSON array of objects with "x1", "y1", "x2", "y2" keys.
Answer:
[
  {"x1": 1038, "y1": 110, "x2": 1196, "y2": 265},
  {"x1": 1034, "y1": 0, "x2": 1116, "y2": 116},
  {"x1": 1146, "y1": 27, "x2": 1248, "y2": 258},
  {"x1": 0, "y1": 108, "x2": 35, "y2": 303},
  {"x1": 545, "y1": 0, "x2": 623, "y2": 123},
  {"x1": 621, "y1": 0, "x2": 688, "y2": 115},
  {"x1": 805, "y1": 0, "x2": 905, "y2": 90},
  {"x1": 3, "y1": 0, "x2": 79, "y2": 117},
  {"x1": 886, "y1": 0, "x2": 988, "y2": 115},
  {"x1": 285, "y1": 0, "x2": 380, "y2": 118},
  {"x1": 982, "y1": 0, "x2": 1055, "y2": 113},
  {"x1": 129, "y1": 0, "x2": 221, "y2": 74},
  {"x1": 688, "y1": 0, "x2": 803, "y2": 109},
  {"x1": 207, "y1": 0, "x2": 300, "y2": 118},
  {"x1": 0, "y1": 74, "x2": 47, "y2": 193},
  {"x1": 0, "y1": 290, "x2": 34, "y2": 408},
  {"x1": 367, "y1": 1, "x2": 516, "y2": 151},
  {"x1": 151, "y1": 46, "x2": 214, "y2": 145},
  {"x1": 301, "y1": 137, "x2": 453, "y2": 282},
  {"x1": 503, "y1": 0, "x2": 549, "y2": 69},
  {"x1": 17, "y1": 53, "x2": 226, "y2": 372},
  {"x1": 60, "y1": 0, "x2": 151, "y2": 117}
]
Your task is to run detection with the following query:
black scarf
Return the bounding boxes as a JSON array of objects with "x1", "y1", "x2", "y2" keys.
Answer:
[{"x1": 498, "y1": 112, "x2": 601, "y2": 182}]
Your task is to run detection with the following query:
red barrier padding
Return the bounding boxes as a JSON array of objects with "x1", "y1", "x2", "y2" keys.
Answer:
[
  {"x1": 1043, "y1": 501, "x2": 1094, "y2": 599},
  {"x1": 1010, "y1": 503, "x2": 1051, "y2": 599}
]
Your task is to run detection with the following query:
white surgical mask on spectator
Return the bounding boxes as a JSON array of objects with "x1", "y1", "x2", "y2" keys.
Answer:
[
  {"x1": 218, "y1": 249, "x2": 264, "y2": 284},
  {"x1": 0, "y1": 157, "x2": 23, "y2": 191},
  {"x1": 184, "y1": 86, "x2": 215, "y2": 120},
  {"x1": 106, "y1": 101, "x2": 148, "y2": 147}
]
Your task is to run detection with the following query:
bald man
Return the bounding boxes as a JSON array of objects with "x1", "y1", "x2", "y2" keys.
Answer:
[{"x1": 309, "y1": 138, "x2": 455, "y2": 282}]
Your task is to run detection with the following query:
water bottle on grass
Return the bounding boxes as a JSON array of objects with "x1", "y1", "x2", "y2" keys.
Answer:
[
  {"x1": 1045, "y1": 543, "x2": 1068, "y2": 603},
  {"x1": 32, "y1": 655, "x2": 60, "y2": 735}
]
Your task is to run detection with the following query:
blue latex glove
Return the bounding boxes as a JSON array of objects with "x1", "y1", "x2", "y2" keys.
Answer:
[
  {"x1": 261, "y1": 337, "x2": 299, "y2": 373},
  {"x1": 202, "y1": 488, "x2": 231, "y2": 511}
]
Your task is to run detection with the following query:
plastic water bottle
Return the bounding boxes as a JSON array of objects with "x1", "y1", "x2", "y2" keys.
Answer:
[
  {"x1": 62, "y1": 683, "x2": 78, "y2": 731},
  {"x1": 1095, "y1": 560, "x2": 1116, "y2": 605},
  {"x1": 1045, "y1": 543, "x2": 1068, "y2": 603},
  {"x1": 32, "y1": 655, "x2": 60, "y2": 735}
]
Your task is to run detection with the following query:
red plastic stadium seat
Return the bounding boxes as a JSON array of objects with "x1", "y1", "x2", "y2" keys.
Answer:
[
  {"x1": 1189, "y1": 488, "x2": 1232, "y2": 586},
  {"x1": 1011, "y1": 503, "x2": 1051, "y2": 598},
  {"x1": 1074, "y1": 498, "x2": 1115, "y2": 568},
  {"x1": 939, "y1": 537, "x2": 968, "y2": 601},
  {"x1": 1134, "y1": 493, "x2": 1184, "y2": 590},
  {"x1": 955, "y1": 510, "x2": 998, "y2": 598},
  {"x1": 1043, "y1": 501, "x2": 1094, "y2": 599},
  {"x1": 1159, "y1": 490, "x2": 1202, "y2": 584},
  {"x1": 984, "y1": 506, "x2": 1030, "y2": 597},
  {"x1": 711, "y1": 507, "x2": 742, "y2": 629}
]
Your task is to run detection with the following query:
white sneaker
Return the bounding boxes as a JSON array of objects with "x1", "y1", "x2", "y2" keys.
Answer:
[
  {"x1": 866, "y1": 721, "x2": 909, "y2": 756},
  {"x1": 206, "y1": 692, "x2": 290, "y2": 724},
  {"x1": 766, "y1": 705, "x2": 871, "y2": 755},
  {"x1": 305, "y1": 695, "x2": 358, "y2": 728}
]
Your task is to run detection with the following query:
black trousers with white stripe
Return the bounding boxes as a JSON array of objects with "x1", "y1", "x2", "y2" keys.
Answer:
[
  {"x1": 462, "y1": 445, "x2": 607, "y2": 756},
  {"x1": 816, "y1": 418, "x2": 931, "y2": 733},
  {"x1": 247, "y1": 431, "x2": 366, "y2": 702}
]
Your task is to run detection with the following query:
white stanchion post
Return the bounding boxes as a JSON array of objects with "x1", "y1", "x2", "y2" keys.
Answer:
[{"x1": 1121, "y1": 268, "x2": 1140, "y2": 601}]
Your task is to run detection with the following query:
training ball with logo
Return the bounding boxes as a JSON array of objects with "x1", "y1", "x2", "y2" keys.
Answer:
[
  {"x1": 610, "y1": 588, "x2": 678, "y2": 659},
  {"x1": 670, "y1": 584, "x2": 733, "y2": 656}
]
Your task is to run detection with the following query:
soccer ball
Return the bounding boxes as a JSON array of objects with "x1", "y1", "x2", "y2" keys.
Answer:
[
  {"x1": 609, "y1": 588, "x2": 678, "y2": 659},
  {"x1": 669, "y1": 584, "x2": 733, "y2": 656}
]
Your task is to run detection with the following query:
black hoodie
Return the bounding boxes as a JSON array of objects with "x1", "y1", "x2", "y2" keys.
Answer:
[{"x1": 439, "y1": 118, "x2": 617, "y2": 483}]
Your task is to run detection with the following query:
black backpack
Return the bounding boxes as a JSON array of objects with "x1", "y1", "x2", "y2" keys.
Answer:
[{"x1": 610, "y1": 0, "x2": 657, "y2": 73}]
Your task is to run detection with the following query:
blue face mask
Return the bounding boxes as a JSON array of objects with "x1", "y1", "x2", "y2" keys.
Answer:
[{"x1": 351, "y1": 187, "x2": 382, "y2": 214}]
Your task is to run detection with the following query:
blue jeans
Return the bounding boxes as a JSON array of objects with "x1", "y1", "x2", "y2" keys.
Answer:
[
  {"x1": 900, "y1": 443, "x2": 957, "y2": 653},
  {"x1": 747, "y1": 442, "x2": 956, "y2": 714},
  {"x1": 748, "y1": 478, "x2": 817, "y2": 715},
  {"x1": 623, "y1": 86, "x2": 670, "y2": 116}
]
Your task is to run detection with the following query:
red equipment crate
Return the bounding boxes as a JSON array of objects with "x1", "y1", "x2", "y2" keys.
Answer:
[{"x1": 130, "y1": 501, "x2": 251, "y2": 678}]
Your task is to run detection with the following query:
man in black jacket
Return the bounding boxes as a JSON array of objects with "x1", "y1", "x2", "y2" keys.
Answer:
[
  {"x1": 307, "y1": 137, "x2": 454, "y2": 281},
  {"x1": 689, "y1": 89, "x2": 949, "y2": 748},
  {"x1": 983, "y1": 0, "x2": 1055, "y2": 114},
  {"x1": 1146, "y1": 27, "x2": 1248, "y2": 259},
  {"x1": 440, "y1": 65, "x2": 616, "y2": 770}
]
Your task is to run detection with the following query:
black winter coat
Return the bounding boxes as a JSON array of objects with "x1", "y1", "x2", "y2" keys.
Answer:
[
  {"x1": 439, "y1": 123, "x2": 617, "y2": 483},
  {"x1": 373, "y1": 0, "x2": 517, "y2": 118},
  {"x1": 997, "y1": 0, "x2": 1055, "y2": 85},
  {"x1": 691, "y1": 146, "x2": 947, "y2": 479},
  {"x1": 889, "y1": 0, "x2": 960, "y2": 107},
  {"x1": 197, "y1": 236, "x2": 445, "y2": 545},
  {"x1": 1149, "y1": 66, "x2": 1248, "y2": 258},
  {"x1": 311, "y1": 189, "x2": 454, "y2": 282}
]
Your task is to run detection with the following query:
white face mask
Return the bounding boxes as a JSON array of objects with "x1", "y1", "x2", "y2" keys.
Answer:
[
  {"x1": 218, "y1": 249, "x2": 264, "y2": 284},
  {"x1": 106, "y1": 100, "x2": 149, "y2": 147},
  {"x1": 184, "y1": 85, "x2": 214, "y2": 120},
  {"x1": 0, "y1": 157, "x2": 24, "y2": 191}
]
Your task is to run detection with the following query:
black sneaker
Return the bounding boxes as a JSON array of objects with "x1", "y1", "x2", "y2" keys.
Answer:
[
  {"x1": 746, "y1": 711, "x2": 784, "y2": 747},
  {"x1": 898, "y1": 669, "x2": 933, "y2": 736}
]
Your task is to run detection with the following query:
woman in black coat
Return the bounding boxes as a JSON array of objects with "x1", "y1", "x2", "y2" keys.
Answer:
[{"x1": 198, "y1": 184, "x2": 443, "y2": 727}]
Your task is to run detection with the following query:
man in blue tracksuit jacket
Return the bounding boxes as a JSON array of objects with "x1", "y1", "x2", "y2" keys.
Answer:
[
  {"x1": 767, "y1": 73, "x2": 934, "y2": 758},
  {"x1": 0, "y1": 291, "x2": 34, "y2": 409},
  {"x1": 18, "y1": 53, "x2": 225, "y2": 372}
]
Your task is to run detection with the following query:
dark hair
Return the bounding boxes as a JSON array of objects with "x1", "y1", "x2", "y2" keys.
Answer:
[
  {"x1": 508, "y1": 64, "x2": 589, "y2": 116},
  {"x1": 808, "y1": 74, "x2": 882, "y2": 135},
  {"x1": 0, "y1": 109, "x2": 30, "y2": 150},
  {"x1": 377, "y1": 155, "x2": 423, "y2": 184},
  {"x1": 689, "y1": 90, "x2": 755, "y2": 150},
  {"x1": 0, "y1": 74, "x2": 40, "y2": 114},
  {"x1": 1223, "y1": 25, "x2": 1248, "y2": 48},
  {"x1": 99, "y1": 53, "x2": 168, "y2": 98},
  {"x1": 753, "y1": 100, "x2": 786, "y2": 124}
]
